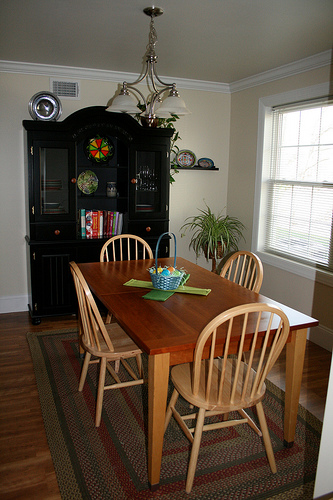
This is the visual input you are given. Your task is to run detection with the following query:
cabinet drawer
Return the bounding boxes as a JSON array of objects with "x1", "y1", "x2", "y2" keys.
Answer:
[
  {"x1": 34, "y1": 223, "x2": 77, "y2": 241},
  {"x1": 127, "y1": 220, "x2": 168, "y2": 238}
]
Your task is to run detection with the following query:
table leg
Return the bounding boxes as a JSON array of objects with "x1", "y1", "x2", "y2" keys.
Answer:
[
  {"x1": 148, "y1": 352, "x2": 170, "y2": 491},
  {"x1": 284, "y1": 328, "x2": 307, "y2": 447}
]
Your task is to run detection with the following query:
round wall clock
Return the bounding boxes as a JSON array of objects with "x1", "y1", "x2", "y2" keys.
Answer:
[
  {"x1": 28, "y1": 91, "x2": 62, "y2": 121},
  {"x1": 85, "y1": 136, "x2": 114, "y2": 163}
]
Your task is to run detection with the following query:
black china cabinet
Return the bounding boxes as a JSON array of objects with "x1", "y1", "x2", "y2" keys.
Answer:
[{"x1": 24, "y1": 106, "x2": 173, "y2": 324}]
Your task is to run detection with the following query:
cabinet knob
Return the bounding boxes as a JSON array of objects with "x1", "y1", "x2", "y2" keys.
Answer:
[
  {"x1": 54, "y1": 230, "x2": 61, "y2": 236},
  {"x1": 131, "y1": 178, "x2": 137, "y2": 184},
  {"x1": 146, "y1": 226, "x2": 151, "y2": 232},
  {"x1": 71, "y1": 178, "x2": 76, "y2": 184}
]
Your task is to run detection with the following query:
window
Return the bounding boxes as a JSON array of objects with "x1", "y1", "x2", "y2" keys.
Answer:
[{"x1": 254, "y1": 90, "x2": 333, "y2": 278}]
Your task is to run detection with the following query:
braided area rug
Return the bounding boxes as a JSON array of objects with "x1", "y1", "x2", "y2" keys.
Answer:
[{"x1": 27, "y1": 329, "x2": 322, "y2": 500}]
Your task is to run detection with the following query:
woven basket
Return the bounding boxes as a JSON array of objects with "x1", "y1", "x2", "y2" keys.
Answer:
[{"x1": 149, "y1": 232, "x2": 185, "y2": 290}]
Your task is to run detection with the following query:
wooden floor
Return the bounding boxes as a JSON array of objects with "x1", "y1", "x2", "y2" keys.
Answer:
[{"x1": 0, "y1": 311, "x2": 331, "y2": 499}]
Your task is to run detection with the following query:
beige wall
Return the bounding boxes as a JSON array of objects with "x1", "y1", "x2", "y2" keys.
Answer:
[
  {"x1": 0, "y1": 71, "x2": 230, "y2": 308},
  {"x1": 228, "y1": 65, "x2": 333, "y2": 348},
  {"x1": 1, "y1": 64, "x2": 332, "y2": 349}
]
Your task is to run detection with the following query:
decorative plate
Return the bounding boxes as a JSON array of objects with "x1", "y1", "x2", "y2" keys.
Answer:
[
  {"x1": 176, "y1": 150, "x2": 196, "y2": 168},
  {"x1": 198, "y1": 157, "x2": 215, "y2": 168},
  {"x1": 28, "y1": 91, "x2": 62, "y2": 121},
  {"x1": 77, "y1": 170, "x2": 99, "y2": 195},
  {"x1": 85, "y1": 136, "x2": 114, "y2": 163}
]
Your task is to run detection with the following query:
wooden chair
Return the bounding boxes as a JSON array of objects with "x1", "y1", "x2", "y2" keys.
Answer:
[
  {"x1": 100, "y1": 234, "x2": 153, "y2": 324},
  {"x1": 69, "y1": 261, "x2": 144, "y2": 427},
  {"x1": 164, "y1": 302, "x2": 290, "y2": 493},
  {"x1": 219, "y1": 251, "x2": 263, "y2": 293},
  {"x1": 100, "y1": 234, "x2": 153, "y2": 263}
]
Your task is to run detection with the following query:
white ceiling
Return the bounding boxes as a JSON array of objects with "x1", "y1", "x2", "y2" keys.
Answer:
[{"x1": 1, "y1": 0, "x2": 332, "y2": 84}]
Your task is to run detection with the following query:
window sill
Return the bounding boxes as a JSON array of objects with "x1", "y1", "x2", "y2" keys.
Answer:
[{"x1": 256, "y1": 250, "x2": 333, "y2": 288}]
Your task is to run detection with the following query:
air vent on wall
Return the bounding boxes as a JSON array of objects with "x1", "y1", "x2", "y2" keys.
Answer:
[{"x1": 50, "y1": 78, "x2": 80, "y2": 99}]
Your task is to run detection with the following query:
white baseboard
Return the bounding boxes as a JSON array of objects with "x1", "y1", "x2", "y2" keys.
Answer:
[
  {"x1": 309, "y1": 325, "x2": 333, "y2": 352},
  {"x1": 0, "y1": 295, "x2": 29, "y2": 314}
]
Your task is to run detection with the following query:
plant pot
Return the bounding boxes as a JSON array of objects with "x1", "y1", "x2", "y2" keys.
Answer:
[{"x1": 205, "y1": 242, "x2": 225, "y2": 273}]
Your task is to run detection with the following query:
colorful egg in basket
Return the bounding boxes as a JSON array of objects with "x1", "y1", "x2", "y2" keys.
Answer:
[{"x1": 149, "y1": 232, "x2": 186, "y2": 290}]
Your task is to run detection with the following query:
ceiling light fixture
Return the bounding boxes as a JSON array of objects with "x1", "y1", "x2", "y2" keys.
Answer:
[{"x1": 107, "y1": 6, "x2": 190, "y2": 127}]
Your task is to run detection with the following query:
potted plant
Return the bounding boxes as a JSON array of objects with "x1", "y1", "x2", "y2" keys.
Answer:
[{"x1": 180, "y1": 203, "x2": 245, "y2": 272}]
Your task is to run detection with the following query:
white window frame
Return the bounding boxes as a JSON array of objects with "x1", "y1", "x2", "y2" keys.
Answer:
[{"x1": 252, "y1": 83, "x2": 333, "y2": 287}]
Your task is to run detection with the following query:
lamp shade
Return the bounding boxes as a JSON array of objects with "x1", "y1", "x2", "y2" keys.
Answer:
[
  {"x1": 157, "y1": 95, "x2": 191, "y2": 116},
  {"x1": 153, "y1": 102, "x2": 171, "y2": 119},
  {"x1": 107, "y1": 93, "x2": 139, "y2": 114}
]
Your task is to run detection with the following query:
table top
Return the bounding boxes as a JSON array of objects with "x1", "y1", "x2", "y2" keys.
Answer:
[{"x1": 78, "y1": 257, "x2": 319, "y2": 360}]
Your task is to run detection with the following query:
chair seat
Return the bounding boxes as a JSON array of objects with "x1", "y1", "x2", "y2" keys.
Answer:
[
  {"x1": 83, "y1": 323, "x2": 142, "y2": 359},
  {"x1": 171, "y1": 358, "x2": 266, "y2": 412}
]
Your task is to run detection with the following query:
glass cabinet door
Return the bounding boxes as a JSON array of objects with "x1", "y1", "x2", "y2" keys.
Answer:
[
  {"x1": 130, "y1": 145, "x2": 169, "y2": 219},
  {"x1": 33, "y1": 141, "x2": 76, "y2": 221}
]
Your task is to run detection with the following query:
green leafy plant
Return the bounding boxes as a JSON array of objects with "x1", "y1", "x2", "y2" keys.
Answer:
[
  {"x1": 136, "y1": 103, "x2": 181, "y2": 183},
  {"x1": 180, "y1": 203, "x2": 245, "y2": 272}
]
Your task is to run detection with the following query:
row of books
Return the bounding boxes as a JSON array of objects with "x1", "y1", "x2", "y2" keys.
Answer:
[{"x1": 79, "y1": 209, "x2": 123, "y2": 239}]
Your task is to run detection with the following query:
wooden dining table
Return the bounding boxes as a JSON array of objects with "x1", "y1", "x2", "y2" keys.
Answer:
[{"x1": 78, "y1": 256, "x2": 319, "y2": 491}]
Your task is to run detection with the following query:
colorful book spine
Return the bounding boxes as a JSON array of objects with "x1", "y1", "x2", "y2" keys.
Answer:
[
  {"x1": 80, "y1": 209, "x2": 86, "y2": 238},
  {"x1": 98, "y1": 211, "x2": 103, "y2": 238},
  {"x1": 109, "y1": 212, "x2": 114, "y2": 236},
  {"x1": 103, "y1": 210, "x2": 108, "y2": 237},
  {"x1": 92, "y1": 211, "x2": 99, "y2": 238},
  {"x1": 117, "y1": 213, "x2": 123, "y2": 235},
  {"x1": 114, "y1": 211, "x2": 119, "y2": 235},
  {"x1": 85, "y1": 210, "x2": 93, "y2": 239}
]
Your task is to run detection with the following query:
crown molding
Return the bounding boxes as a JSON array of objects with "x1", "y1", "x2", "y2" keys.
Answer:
[
  {"x1": 230, "y1": 50, "x2": 332, "y2": 93},
  {"x1": 0, "y1": 60, "x2": 229, "y2": 93},
  {"x1": 0, "y1": 50, "x2": 331, "y2": 95}
]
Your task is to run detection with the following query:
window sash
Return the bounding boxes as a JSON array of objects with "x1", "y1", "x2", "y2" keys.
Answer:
[{"x1": 264, "y1": 100, "x2": 333, "y2": 272}]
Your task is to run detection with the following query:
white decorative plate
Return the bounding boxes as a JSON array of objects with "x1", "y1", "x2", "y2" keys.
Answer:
[{"x1": 176, "y1": 150, "x2": 196, "y2": 168}]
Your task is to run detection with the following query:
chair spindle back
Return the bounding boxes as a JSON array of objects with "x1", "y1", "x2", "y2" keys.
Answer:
[
  {"x1": 192, "y1": 303, "x2": 289, "y2": 408},
  {"x1": 220, "y1": 251, "x2": 263, "y2": 293},
  {"x1": 70, "y1": 262, "x2": 114, "y2": 353},
  {"x1": 100, "y1": 234, "x2": 153, "y2": 262}
]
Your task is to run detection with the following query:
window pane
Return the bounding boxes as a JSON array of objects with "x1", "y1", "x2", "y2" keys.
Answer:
[
  {"x1": 278, "y1": 146, "x2": 297, "y2": 180},
  {"x1": 318, "y1": 146, "x2": 333, "y2": 182},
  {"x1": 320, "y1": 106, "x2": 333, "y2": 144},
  {"x1": 299, "y1": 108, "x2": 321, "y2": 145},
  {"x1": 280, "y1": 111, "x2": 300, "y2": 146},
  {"x1": 297, "y1": 146, "x2": 319, "y2": 181}
]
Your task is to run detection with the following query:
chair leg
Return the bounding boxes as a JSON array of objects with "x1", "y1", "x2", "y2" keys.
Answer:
[
  {"x1": 164, "y1": 389, "x2": 179, "y2": 433},
  {"x1": 96, "y1": 357, "x2": 107, "y2": 427},
  {"x1": 256, "y1": 401, "x2": 277, "y2": 473},
  {"x1": 78, "y1": 352, "x2": 91, "y2": 391},
  {"x1": 114, "y1": 359, "x2": 120, "y2": 373},
  {"x1": 105, "y1": 311, "x2": 112, "y2": 324},
  {"x1": 136, "y1": 353, "x2": 143, "y2": 379},
  {"x1": 186, "y1": 407, "x2": 206, "y2": 494}
]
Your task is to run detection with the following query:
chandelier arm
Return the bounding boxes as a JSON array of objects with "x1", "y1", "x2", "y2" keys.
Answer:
[
  {"x1": 123, "y1": 63, "x2": 150, "y2": 87},
  {"x1": 125, "y1": 84, "x2": 148, "y2": 112},
  {"x1": 152, "y1": 64, "x2": 175, "y2": 89}
]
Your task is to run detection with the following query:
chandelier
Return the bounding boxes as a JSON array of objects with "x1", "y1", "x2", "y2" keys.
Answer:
[{"x1": 107, "y1": 6, "x2": 190, "y2": 127}]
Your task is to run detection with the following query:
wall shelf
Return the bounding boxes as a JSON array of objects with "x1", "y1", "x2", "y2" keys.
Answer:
[{"x1": 171, "y1": 166, "x2": 219, "y2": 171}]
